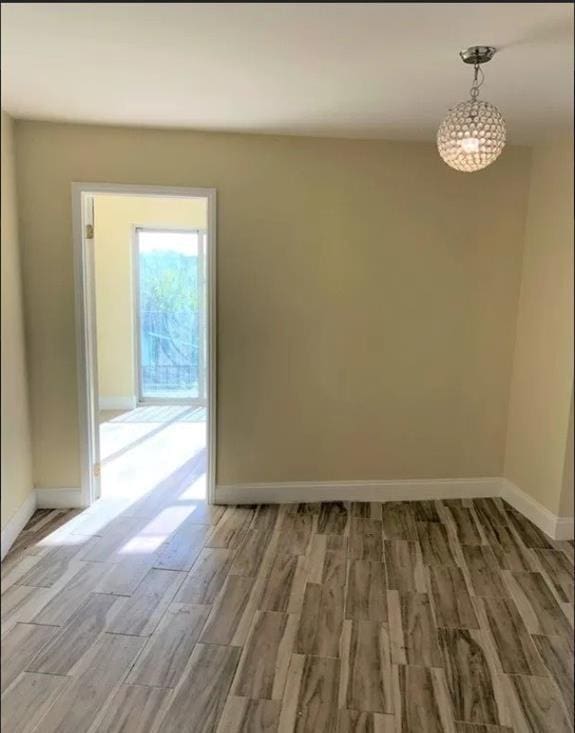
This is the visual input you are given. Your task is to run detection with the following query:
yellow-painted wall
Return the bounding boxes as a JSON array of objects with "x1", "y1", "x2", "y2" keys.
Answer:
[
  {"x1": 504, "y1": 134, "x2": 574, "y2": 516},
  {"x1": 15, "y1": 121, "x2": 532, "y2": 490},
  {"x1": 559, "y1": 395, "x2": 574, "y2": 518},
  {"x1": 94, "y1": 195, "x2": 206, "y2": 402},
  {"x1": 1, "y1": 111, "x2": 34, "y2": 529}
]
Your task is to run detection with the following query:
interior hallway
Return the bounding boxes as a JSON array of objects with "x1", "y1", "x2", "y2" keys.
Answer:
[{"x1": 1, "y1": 487, "x2": 573, "y2": 732}]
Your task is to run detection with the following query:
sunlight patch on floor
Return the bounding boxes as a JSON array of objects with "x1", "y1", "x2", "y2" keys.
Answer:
[{"x1": 99, "y1": 408, "x2": 206, "y2": 503}]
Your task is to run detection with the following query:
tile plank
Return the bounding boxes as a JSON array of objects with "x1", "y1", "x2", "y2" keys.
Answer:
[
  {"x1": 206, "y1": 507, "x2": 253, "y2": 549},
  {"x1": 381, "y1": 503, "x2": 418, "y2": 541},
  {"x1": 233, "y1": 611, "x2": 297, "y2": 700},
  {"x1": 337, "y1": 710, "x2": 395, "y2": 732},
  {"x1": 296, "y1": 655, "x2": 341, "y2": 726},
  {"x1": 230, "y1": 529, "x2": 273, "y2": 577},
  {"x1": 1, "y1": 584, "x2": 57, "y2": 634},
  {"x1": 249, "y1": 505, "x2": 280, "y2": 533},
  {"x1": 158, "y1": 643, "x2": 241, "y2": 732},
  {"x1": 174, "y1": 548, "x2": 233, "y2": 605},
  {"x1": 128, "y1": 603, "x2": 210, "y2": 687},
  {"x1": 502, "y1": 674, "x2": 572, "y2": 733},
  {"x1": 488, "y1": 525, "x2": 535, "y2": 572},
  {"x1": 461, "y1": 546, "x2": 508, "y2": 598},
  {"x1": 442, "y1": 507, "x2": 483, "y2": 546},
  {"x1": 393, "y1": 665, "x2": 456, "y2": 732},
  {"x1": 217, "y1": 697, "x2": 281, "y2": 733},
  {"x1": 275, "y1": 512, "x2": 314, "y2": 555},
  {"x1": 505, "y1": 571, "x2": 572, "y2": 637},
  {"x1": 79, "y1": 518, "x2": 144, "y2": 563},
  {"x1": 455, "y1": 725, "x2": 513, "y2": 732},
  {"x1": 438, "y1": 627, "x2": 504, "y2": 726},
  {"x1": 30, "y1": 561, "x2": 111, "y2": 626},
  {"x1": 428, "y1": 566, "x2": 479, "y2": 630},
  {"x1": 259, "y1": 548, "x2": 299, "y2": 612},
  {"x1": 317, "y1": 502, "x2": 348, "y2": 535},
  {"x1": 417, "y1": 522, "x2": 459, "y2": 567},
  {"x1": 92, "y1": 685, "x2": 172, "y2": 733},
  {"x1": 1, "y1": 623, "x2": 59, "y2": 693},
  {"x1": 106, "y1": 568, "x2": 184, "y2": 636},
  {"x1": 0, "y1": 672, "x2": 69, "y2": 733},
  {"x1": 28, "y1": 593, "x2": 120, "y2": 675},
  {"x1": 503, "y1": 507, "x2": 553, "y2": 549},
  {"x1": 295, "y1": 581, "x2": 344, "y2": 658},
  {"x1": 153, "y1": 522, "x2": 210, "y2": 571},
  {"x1": 345, "y1": 560, "x2": 387, "y2": 622},
  {"x1": 413, "y1": 500, "x2": 441, "y2": 522},
  {"x1": 36, "y1": 633, "x2": 146, "y2": 733},
  {"x1": 343, "y1": 620, "x2": 393, "y2": 714},
  {"x1": 200, "y1": 574, "x2": 255, "y2": 645},
  {"x1": 388, "y1": 591, "x2": 443, "y2": 668},
  {"x1": 349, "y1": 518, "x2": 383, "y2": 560},
  {"x1": 479, "y1": 597, "x2": 547, "y2": 676},
  {"x1": 384, "y1": 540, "x2": 426, "y2": 594},
  {"x1": 472, "y1": 499, "x2": 508, "y2": 528},
  {"x1": 532, "y1": 549, "x2": 574, "y2": 603},
  {"x1": 532, "y1": 633, "x2": 574, "y2": 720},
  {"x1": 322, "y1": 548, "x2": 348, "y2": 587},
  {"x1": 16, "y1": 539, "x2": 94, "y2": 588}
]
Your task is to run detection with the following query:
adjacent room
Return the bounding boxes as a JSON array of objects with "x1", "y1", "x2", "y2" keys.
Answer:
[
  {"x1": 1, "y1": 4, "x2": 573, "y2": 732},
  {"x1": 93, "y1": 194, "x2": 209, "y2": 506}
]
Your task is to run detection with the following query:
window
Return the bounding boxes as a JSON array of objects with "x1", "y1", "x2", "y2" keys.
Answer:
[{"x1": 134, "y1": 228, "x2": 206, "y2": 402}]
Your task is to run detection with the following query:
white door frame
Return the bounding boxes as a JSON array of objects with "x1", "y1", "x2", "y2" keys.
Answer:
[{"x1": 71, "y1": 182, "x2": 217, "y2": 507}]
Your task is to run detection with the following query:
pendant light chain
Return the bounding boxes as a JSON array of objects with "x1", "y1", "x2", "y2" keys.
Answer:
[{"x1": 469, "y1": 63, "x2": 484, "y2": 102}]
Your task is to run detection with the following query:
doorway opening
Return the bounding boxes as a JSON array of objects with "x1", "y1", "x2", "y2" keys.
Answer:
[{"x1": 73, "y1": 184, "x2": 216, "y2": 510}]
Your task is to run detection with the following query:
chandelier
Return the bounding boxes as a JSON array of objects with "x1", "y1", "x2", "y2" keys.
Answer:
[{"x1": 437, "y1": 46, "x2": 506, "y2": 172}]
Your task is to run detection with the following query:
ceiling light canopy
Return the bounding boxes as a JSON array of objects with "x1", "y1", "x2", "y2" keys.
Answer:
[{"x1": 437, "y1": 46, "x2": 506, "y2": 172}]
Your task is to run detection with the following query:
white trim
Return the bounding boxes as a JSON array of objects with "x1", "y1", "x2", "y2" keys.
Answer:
[
  {"x1": 206, "y1": 192, "x2": 217, "y2": 504},
  {"x1": 35, "y1": 489, "x2": 84, "y2": 509},
  {"x1": 500, "y1": 478, "x2": 574, "y2": 541},
  {"x1": 72, "y1": 187, "x2": 97, "y2": 508},
  {"x1": 3, "y1": 478, "x2": 571, "y2": 559},
  {"x1": 131, "y1": 225, "x2": 139, "y2": 406},
  {"x1": 71, "y1": 183, "x2": 217, "y2": 508},
  {"x1": 98, "y1": 396, "x2": 137, "y2": 411},
  {"x1": 216, "y1": 476, "x2": 574, "y2": 541},
  {"x1": 215, "y1": 477, "x2": 500, "y2": 505},
  {"x1": 554, "y1": 517, "x2": 575, "y2": 542},
  {"x1": 1, "y1": 492, "x2": 37, "y2": 560}
]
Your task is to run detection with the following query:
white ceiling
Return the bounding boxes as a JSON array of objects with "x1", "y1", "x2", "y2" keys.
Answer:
[{"x1": 1, "y1": 3, "x2": 573, "y2": 144}]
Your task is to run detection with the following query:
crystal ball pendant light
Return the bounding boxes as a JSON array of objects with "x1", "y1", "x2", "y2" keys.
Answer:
[{"x1": 437, "y1": 46, "x2": 506, "y2": 172}]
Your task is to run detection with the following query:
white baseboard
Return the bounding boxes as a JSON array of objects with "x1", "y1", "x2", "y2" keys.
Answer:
[
  {"x1": 554, "y1": 517, "x2": 575, "y2": 542},
  {"x1": 6, "y1": 478, "x2": 568, "y2": 561},
  {"x1": 98, "y1": 396, "x2": 137, "y2": 411},
  {"x1": 215, "y1": 477, "x2": 500, "y2": 506},
  {"x1": 500, "y1": 478, "x2": 574, "y2": 541},
  {"x1": 35, "y1": 488, "x2": 84, "y2": 509},
  {"x1": 1, "y1": 492, "x2": 37, "y2": 561},
  {"x1": 216, "y1": 476, "x2": 574, "y2": 541}
]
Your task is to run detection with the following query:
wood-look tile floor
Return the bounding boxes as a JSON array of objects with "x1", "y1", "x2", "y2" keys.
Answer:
[{"x1": 1, "y1": 495, "x2": 573, "y2": 732}]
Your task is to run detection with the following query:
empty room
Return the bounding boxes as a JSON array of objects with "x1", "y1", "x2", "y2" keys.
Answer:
[{"x1": 1, "y1": 3, "x2": 573, "y2": 732}]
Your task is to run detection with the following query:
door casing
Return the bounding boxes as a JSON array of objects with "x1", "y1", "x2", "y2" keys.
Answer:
[{"x1": 71, "y1": 182, "x2": 217, "y2": 507}]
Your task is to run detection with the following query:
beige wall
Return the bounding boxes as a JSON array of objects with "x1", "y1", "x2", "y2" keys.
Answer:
[
  {"x1": 14, "y1": 121, "x2": 532, "y2": 490},
  {"x1": 504, "y1": 134, "x2": 574, "y2": 516},
  {"x1": 559, "y1": 395, "x2": 574, "y2": 517},
  {"x1": 1, "y1": 111, "x2": 33, "y2": 528},
  {"x1": 94, "y1": 195, "x2": 206, "y2": 402}
]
